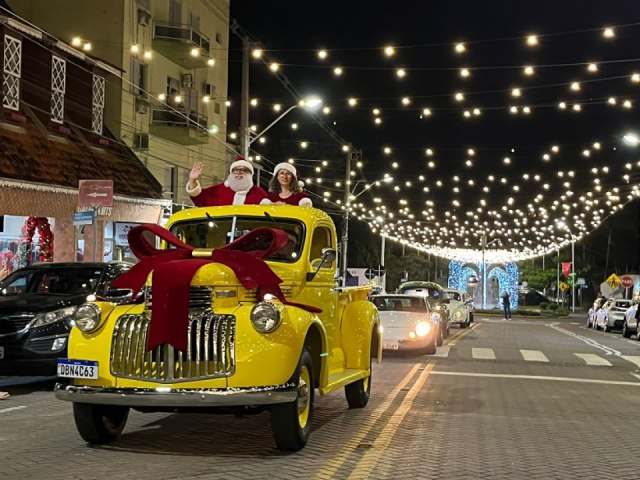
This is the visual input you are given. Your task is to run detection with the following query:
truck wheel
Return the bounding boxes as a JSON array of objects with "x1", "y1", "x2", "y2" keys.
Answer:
[
  {"x1": 72, "y1": 403, "x2": 129, "y2": 444},
  {"x1": 623, "y1": 323, "x2": 632, "y2": 338},
  {"x1": 271, "y1": 348, "x2": 314, "y2": 451},
  {"x1": 345, "y1": 359, "x2": 371, "y2": 408},
  {"x1": 436, "y1": 325, "x2": 444, "y2": 346}
]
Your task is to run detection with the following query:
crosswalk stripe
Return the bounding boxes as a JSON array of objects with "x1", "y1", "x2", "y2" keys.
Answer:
[
  {"x1": 520, "y1": 349, "x2": 549, "y2": 362},
  {"x1": 575, "y1": 353, "x2": 612, "y2": 366},
  {"x1": 620, "y1": 355, "x2": 640, "y2": 368},
  {"x1": 432, "y1": 346, "x2": 450, "y2": 357},
  {"x1": 472, "y1": 347, "x2": 496, "y2": 360}
]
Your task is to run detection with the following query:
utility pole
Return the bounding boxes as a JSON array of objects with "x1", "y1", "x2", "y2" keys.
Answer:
[{"x1": 341, "y1": 148, "x2": 357, "y2": 287}]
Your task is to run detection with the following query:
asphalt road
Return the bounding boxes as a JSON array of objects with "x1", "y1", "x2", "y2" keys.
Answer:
[{"x1": 1, "y1": 314, "x2": 639, "y2": 479}]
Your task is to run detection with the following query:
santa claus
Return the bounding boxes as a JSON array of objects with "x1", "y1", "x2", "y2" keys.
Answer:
[{"x1": 186, "y1": 158, "x2": 267, "y2": 207}]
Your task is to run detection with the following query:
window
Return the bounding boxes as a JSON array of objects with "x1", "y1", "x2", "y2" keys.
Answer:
[
  {"x1": 2, "y1": 35, "x2": 21, "y2": 110},
  {"x1": 309, "y1": 227, "x2": 333, "y2": 267},
  {"x1": 130, "y1": 57, "x2": 147, "y2": 96},
  {"x1": 92, "y1": 75, "x2": 105, "y2": 134},
  {"x1": 214, "y1": 102, "x2": 221, "y2": 115},
  {"x1": 169, "y1": 0, "x2": 182, "y2": 24},
  {"x1": 51, "y1": 56, "x2": 66, "y2": 123},
  {"x1": 215, "y1": 32, "x2": 223, "y2": 45},
  {"x1": 167, "y1": 76, "x2": 180, "y2": 95}
]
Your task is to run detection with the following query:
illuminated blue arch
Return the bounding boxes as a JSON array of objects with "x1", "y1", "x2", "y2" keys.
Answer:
[
  {"x1": 487, "y1": 262, "x2": 519, "y2": 310},
  {"x1": 448, "y1": 260, "x2": 480, "y2": 294}
]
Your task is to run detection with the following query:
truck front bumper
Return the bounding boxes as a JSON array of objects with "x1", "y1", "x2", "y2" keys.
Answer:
[{"x1": 54, "y1": 382, "x2": 297, "y2": 407}]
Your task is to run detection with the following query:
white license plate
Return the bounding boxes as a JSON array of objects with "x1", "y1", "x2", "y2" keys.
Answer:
[
  {"x1": 0, "y1": 346, "x2": 4, "y2": 359},
  {"x1": 383, "y1": 341, "x2": 399, "y2": 350},
  {"x1": 57, "y1": 359, "x2": 99, "y2": 379}
]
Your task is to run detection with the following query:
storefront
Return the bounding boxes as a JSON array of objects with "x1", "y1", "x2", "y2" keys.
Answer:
[{"x1": 0, "y1": 179, "x2": 170, "y2": 278}]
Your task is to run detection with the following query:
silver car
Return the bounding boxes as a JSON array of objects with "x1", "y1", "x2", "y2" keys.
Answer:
[
  {"x1": 622, "y1": 302, "x2": 640, "y2": 338},
  {"x1": 371, "y1": 294, "x2": 442, "y2": 355}
]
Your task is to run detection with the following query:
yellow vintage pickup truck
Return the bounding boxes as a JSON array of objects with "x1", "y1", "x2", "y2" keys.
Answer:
[{"x1": 55, "y1": 205, "x2": 381, "y2": 451}]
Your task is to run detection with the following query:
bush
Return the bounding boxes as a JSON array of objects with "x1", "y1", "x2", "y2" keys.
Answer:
[
  {"x1": 548, "y1": 303, "x2": 559, "y2": 311},
  {"x1": 539, "y1": 302, "x2": 549, "y2": 310}
]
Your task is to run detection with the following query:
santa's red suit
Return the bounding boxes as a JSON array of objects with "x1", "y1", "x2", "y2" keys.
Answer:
[
  {"x1": 190, "y1": 183, "x2": 267, "y2": 207},
  {"x1": 186, "y1": 158, "x2": 267, "y2": 207}
]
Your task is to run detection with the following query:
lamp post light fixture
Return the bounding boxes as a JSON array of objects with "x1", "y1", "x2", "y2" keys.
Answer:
[
  {"x1": 340, "y1": 175, "x2": 394, "y2": 288},
  {"x1": 242, "y1": 96, "x2": 323, "y2": 157}
]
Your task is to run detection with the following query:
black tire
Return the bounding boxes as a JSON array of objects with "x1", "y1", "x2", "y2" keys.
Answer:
[
  {"x1": 72, "y1": 403, "x2": 129, "y2": 444},
  {"x1": 271, "y1": 348, "x2": 314, "y2": 451},
  {"x1": 623, "y1": 323, "x2": 632, "y2": 338},
  {"x1": 586, "y1": 315, "x2": 592, "y2": 328},
  {"x1": 436, "y1": 324, "x2": 444, "y2": 346},
  {"x1": 424, "y1": 335, "x2": 437, "y2": 355},
  {"x1": 345, "y1": 355, "x2": 371, "y2": 408},
  {"x1": 603, "y1": 323, "x2": 610, "y2": 333},
  {"x1": 469, "y1": 313, "x2": 474, "y2": 323}
]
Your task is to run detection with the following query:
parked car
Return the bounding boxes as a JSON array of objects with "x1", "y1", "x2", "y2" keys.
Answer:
[
  {"x1": 0, "y1": 262, "x2": 132, "y2": 374},
  {"x1": 371, "y1": 294, "x2": 441, "y2": 354},
  {"x1": 594, "y1": 298, "x2": 632, "y2": 332},
  {"x1": 622, "y1": 301, "x2": 640, "y2": 338},
  {"x1": 518, "y1": 289, "x2": 553, "y2": 307},
  {"x1": 443, "y1": 288, "x2": 473, "y2": 327},
  {"x1": 396, "y1": 281, "x2": 450, "y2": 343}
]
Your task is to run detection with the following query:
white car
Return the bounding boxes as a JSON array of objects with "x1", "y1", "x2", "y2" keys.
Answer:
[
  {"x1": 371, "y1": 294, "x2": 442, "y2": 355},
  {"x1": 587, "y1": 298, "x2": 604, "y2": 328},
  {"x1": 443, "y1": 288, "x2": 473, "y2": 328},
  {"x1": 622, "y1": 302, "x2": 640, "y2": 338},
  {"x1": 594, "y1": 298, "x2": 632, "y2": 332}
]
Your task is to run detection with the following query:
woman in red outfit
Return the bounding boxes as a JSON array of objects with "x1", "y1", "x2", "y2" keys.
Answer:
[{"x1": 261, "y1": 162, "x2": 312, "y2": 207}]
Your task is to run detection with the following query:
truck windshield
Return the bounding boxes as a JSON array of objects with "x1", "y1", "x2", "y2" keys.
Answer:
[{"x1": 169, "y1": 216, "x2": 305, "y2": 263}]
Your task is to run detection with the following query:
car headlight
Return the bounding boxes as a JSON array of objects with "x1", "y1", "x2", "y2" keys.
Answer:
[
  {"x1": 73, "y1": 303, "x2": 102, "y2": 333},
  {"x1": 31, "y1": 306, "x2": 77, "y2": 328},
  {"x1": 454, "y1": 310, "x2": 464, "y2": 320},
  {"x1": 415, "y1": 321, "x2": 431, "y2": 337},
  {"x1": 250, "y1": 302, "x2": 282, "y2": 333}
]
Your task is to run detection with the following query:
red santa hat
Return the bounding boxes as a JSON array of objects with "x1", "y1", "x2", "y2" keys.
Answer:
[
  {"x1": 229, "y1": 156, "x2": 254, "y2": 174},
  {"x1": 274, "y1": 162, "x2": 304, "y2": 188}
]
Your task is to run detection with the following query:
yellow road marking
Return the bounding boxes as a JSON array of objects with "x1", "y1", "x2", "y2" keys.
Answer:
[
  {"x1": 312, "y1": 363, "x2": 422, "y2": 480},
  {"x1": 346, "y1": 363, "x2": 435, "y2": 479}
]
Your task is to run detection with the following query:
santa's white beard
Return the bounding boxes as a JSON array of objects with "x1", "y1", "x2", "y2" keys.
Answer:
[{"x1": 227, "y1": 175, "x2": 253, "y2": 192}]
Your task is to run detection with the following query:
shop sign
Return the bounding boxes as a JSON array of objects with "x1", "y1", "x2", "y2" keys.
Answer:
[
  {"x1": 114, "y1": 222, "x2": 138, "y2": 246},
  {"x1": 73, "y1": 211, "x2": 94, "y2": 226}
]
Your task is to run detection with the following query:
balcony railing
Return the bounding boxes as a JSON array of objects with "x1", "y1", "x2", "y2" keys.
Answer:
[
  {"x1": 153, "y1": 22, "x2": 210, "y2": 53},
  {"x1": 150, "y1": 108, "x2": 208, "y2": 146}
]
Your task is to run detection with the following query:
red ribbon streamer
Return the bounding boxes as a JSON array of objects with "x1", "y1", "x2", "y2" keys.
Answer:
[{"x1": 112, "y1": 224, "x2": 321, "y2": 352}]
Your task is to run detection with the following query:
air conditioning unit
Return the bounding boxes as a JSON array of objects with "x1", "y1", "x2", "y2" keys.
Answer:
[
  {"x1": 182, "y1": 74, "x2": 193, "y2": 88},
  {"x1": 204, "y1": 83, "x2": 216, "y2": 97},
  {"x1": 134, "y1": 132, "x2": 149, "y2": 150}
]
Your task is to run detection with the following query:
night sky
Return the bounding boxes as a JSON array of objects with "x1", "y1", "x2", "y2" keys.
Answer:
[{"x1": 226, "y1": 1, "x2": 640, "y2": 266}]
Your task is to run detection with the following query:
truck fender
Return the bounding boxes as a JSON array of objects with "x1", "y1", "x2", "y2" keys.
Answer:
[{"x1": 341, "y1": 301, "x2": 380, "y2": 370}]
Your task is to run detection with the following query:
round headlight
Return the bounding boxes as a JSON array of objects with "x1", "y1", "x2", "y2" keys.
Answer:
[
  {"x1": 415, "y1": 321, "x2": 431, "y2": 337},
  {"x1": 250, "y1": 302, "x2": 282, "y2": 333},
  {"x1": 454, "y1": 310, "x2": 463, "y2": 320},
  {"x1": 73, "y1": 303, "x2": 102, "y2": 332}
]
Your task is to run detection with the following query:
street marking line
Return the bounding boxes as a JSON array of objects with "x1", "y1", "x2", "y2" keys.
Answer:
[
  {"x1": 520, "y1": 349, "x2": 549, "y2": 362},
  {"x1": 472, "y1": 347, "x2": 496, "y2": 360},
  {"x1": 548, "y1": 323, "x2": 620, "y2": 355},
  {"x1": 312, "y1": 363, "x2": 422, "y2": 480},
  {"x1": 620, "y1": 355, "x2": 640, "y2": 368},
  {"x1": 432, "y1": 345, "x2": 450, "y2": 357},
  {"x1": 430, "y1": 371, "x2": 640, "y2": 386},
  {"x1": 0, "y1": 406, "x2": 27, "y2": 414},
  {"x1": 575, "y1": 353, "x2": 612, "y2": 366},
  {"x1": 347, "y1": 363, "x2": 435, "y2": 479}
]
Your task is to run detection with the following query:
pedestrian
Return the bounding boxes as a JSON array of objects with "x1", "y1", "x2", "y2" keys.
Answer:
[
  {"x1": 502, "y1": 290, "x2": 512, "y2": 319},
  {"x1": 262, "y1": 162, "x2": 312, "y2": 207},
  {"x1": 186, "y1": 157, "x2": 267, "y2": 207}
]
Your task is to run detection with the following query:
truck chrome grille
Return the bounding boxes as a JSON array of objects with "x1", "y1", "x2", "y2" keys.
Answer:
[
  {"x1": 110, "y1": 310, "x2": 235, "y2": 383},
  {"x1": 143, "y1": 286, "x2": 212, "y2": 311}
]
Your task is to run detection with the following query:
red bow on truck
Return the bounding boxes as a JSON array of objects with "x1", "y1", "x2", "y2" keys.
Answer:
[{"x1": 112, "y1": 224, "x2": 321, "y2": 352}]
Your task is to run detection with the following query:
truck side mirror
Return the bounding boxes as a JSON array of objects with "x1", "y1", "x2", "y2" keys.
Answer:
[{"x1": 306, "y1": 247, "x2": 337, "y2": 282}]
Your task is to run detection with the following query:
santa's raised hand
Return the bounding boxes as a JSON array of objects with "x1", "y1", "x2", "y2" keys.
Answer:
[{"x1": 188, "y1": 161, "x2": 203, "y2": 189}]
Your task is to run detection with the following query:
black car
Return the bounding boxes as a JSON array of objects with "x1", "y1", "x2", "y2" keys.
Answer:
[{"x1": 0, "y1": 262, "x2": 132, "y2": 375}]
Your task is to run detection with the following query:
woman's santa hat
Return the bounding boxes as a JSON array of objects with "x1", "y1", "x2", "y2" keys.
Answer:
[{"x1": 274, "y1": 162, "x2": 304, "y2": 188}]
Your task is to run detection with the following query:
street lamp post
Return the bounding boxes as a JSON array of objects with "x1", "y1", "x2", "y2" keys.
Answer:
[
  {"x1": 557, "y1": 221, "x2": 576, "y2": 313},
  {"x1": 340, "y1": 175, "x2": 394, "y2": 288}
]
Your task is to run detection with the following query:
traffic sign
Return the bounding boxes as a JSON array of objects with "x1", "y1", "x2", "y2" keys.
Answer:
[
  {"x1": 606, "y1": 273, "x2": 621, "y2": 289},
  {"x1": 364, "y1": 265, "x2": 386, "y2": 279},
  {"x1": 78, "y1": 179, "x2": 114, "y2": 207},
  {"x1": 621, "y1": 275, "x2": 634, "y2": 289},
  {"x1": 73, "y1": 210, "x2": 94, "y2": 226}
]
